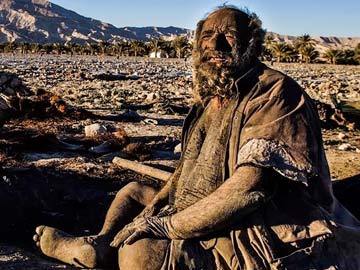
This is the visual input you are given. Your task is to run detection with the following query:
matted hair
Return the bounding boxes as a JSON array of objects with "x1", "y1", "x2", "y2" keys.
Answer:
[
  {"x1": 192, "y1": 6, "x2": 265, "y2": 103},
  {"x1": 193, "y1": 5, "x2": 265, "y2": 60}
]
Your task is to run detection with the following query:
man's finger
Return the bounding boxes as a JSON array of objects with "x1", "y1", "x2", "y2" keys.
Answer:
[
  {"x1": 124, "y1": 230, "x2": 145, "y2": 245},
  {"x1": 110, "y1": 228, "x2": 133, "y2": 248}
]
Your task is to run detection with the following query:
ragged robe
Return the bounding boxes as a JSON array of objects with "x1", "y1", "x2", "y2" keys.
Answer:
[{"x1": 161, "y1": 62, "x2": 360, "y2": 270}]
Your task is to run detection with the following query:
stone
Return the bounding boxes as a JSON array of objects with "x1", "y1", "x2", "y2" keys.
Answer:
[
  {"x1": 337, "y1": 132, "x2": 347, "y2": 140},
  {"x1": 174, "y1": 143, "x2": 182, "y2": 154},
  {"x1": 142, "y1": 118, "x2": 158, "y2": 125},
  {"x1": 338, "y1": 143, "x2": 352, "y2": 151},
  {"x1": 84, "y1": 123, "x2": 107, "y2": 137},
  {"x1": 145, "y1": 93, "x2": 157, "y2": 102}
]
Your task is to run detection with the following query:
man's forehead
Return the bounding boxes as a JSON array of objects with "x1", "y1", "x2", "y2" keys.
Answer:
[{"x1": 202, "y1": 9, "x2": 249, "y2": 31}]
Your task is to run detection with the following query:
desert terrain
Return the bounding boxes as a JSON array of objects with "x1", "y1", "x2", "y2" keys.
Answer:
[{"x1": 0, "y1": 54, "x2": 359, "y2": 269}]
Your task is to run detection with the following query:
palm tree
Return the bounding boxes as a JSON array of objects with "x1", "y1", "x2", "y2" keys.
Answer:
[
  {"x1": 130, "y1": 40, "x2": 145, "y2": 57},
  {"x1": 0, "y1": 44, "x2": 6, "y2": 53},
  {"x1": 42, "y1": 43, "x2": 54, "y2": 54},
  {"x1": 4, "y1": 42, "x2": 17, "y2": 53},
  {"x1": 31, "y1": 43, "x2": 41, "y2": 54},
  {"x1": 337, "y1": 49, "x2": 358, "y2": 65},
  {"x1": 112, "y1": 41, "x2": 129, "y2": 57},
  {"x1": 64, "y1": 42, "x2": 78, "y2": 56},
  {"x1": 299, "y1": 45, "x2": 319, "y2": 63},
  {"x1": 355, "y1": 43, "x2": 360, "y2": 63},
  {"x1": 262, "y1": 35, "x2": 276, "y2": 60},
  {"x1": 171, "y1": 36, "x2": 189, "y2": 58},
  {"x1": 87, "y1": 43, "x2": 100, "y2": 55},
  {"x1": 270, "y1": 42, "x2": 297, "y2": 62},
  {"x1": 264, "y1": 35, "x2": 276, "y2": 49},
  {"x1": 353, "y1": 46, "x2": 360, "y2": 64},
  {"x1": 76, "y1": 43, "x2": 89, "y2": 55},
  {"x1": 295, "y1": 34, "x2": 316, "y2": 62},
  {"x1": 53, "y1": 43, "x2": 66, "y2": 55},
  {"x1": 294, "y1": 34, "x2": 316, "y2": 50},
  {"x1": 99, "y1": 41, "x2": 110, "y2": 56},
  {"x1": 19, "y1": 42, "x2": 31, "y2": 54},
  {"x1": 148, "y1": 38, "x2": 164, "y2": 57},
  {"x1": 323, "y1": 49, "x2": 344, "y2": 64}
]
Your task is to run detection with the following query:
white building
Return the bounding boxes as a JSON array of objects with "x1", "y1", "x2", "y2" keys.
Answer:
[{"x1": 149, "y1": 50, "x2": 168, "y2": 58}]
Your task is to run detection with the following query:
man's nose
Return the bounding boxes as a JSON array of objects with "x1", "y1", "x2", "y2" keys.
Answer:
[{"x1": 208, "y1": 33, "x2": 232, "y2": 52}]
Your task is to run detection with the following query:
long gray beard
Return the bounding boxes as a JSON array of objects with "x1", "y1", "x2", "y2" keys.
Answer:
[
  {"x1": 192, "y1": 45, "x2": 255, "y2": 104},
  {"x1": 194, "y1": 63, "x2": 235, "y2": 103}
]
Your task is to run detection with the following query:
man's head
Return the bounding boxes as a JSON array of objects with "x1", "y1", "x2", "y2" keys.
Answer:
[{"x1": 192, "y1": 6, "x2": 265, "y2": 103}]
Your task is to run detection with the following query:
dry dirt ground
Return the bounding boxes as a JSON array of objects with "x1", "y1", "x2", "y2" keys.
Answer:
[{"x1": 0, "y1": 55, "x2": 359, "y2": 269}]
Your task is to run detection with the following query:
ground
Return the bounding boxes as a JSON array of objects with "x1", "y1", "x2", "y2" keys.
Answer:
[{"x1": 0, "y1": 54, "x2": 359, "y2": 269}]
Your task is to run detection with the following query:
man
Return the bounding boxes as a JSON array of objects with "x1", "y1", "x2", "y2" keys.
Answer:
[{"x1": 34, "y1": 6, "x2": 360, "y2": 269}]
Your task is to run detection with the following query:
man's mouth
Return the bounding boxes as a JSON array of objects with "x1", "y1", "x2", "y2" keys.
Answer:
[{"x1": 209, "y1": 57, "x2": 227, "y2": 63}]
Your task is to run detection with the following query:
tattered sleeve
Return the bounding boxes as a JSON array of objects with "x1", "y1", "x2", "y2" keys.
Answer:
[{"x1": 237, "y1": 76, "x2": 324, "y2": 186}]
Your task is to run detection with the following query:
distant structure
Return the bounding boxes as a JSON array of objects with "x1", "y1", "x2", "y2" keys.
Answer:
[{"x1": 149, "y1": 50, "x2": 168, "y2": 58}]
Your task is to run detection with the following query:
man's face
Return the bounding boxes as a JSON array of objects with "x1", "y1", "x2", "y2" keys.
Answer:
[
  {"x1": 192, "y1": 9, "x2": 252, "y2": 102},
  {"x1": 198, "y1": 9, "x2": 248, "y2": 69}
]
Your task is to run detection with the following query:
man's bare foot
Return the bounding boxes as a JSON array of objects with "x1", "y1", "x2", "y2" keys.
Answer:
[{"x1": 33, "y1": 225, "x2": 113, "y2": 268}]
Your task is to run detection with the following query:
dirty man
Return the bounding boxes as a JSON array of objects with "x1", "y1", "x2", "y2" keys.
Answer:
[{"x1": 34, "y1": 6, "x2": 360, "y2": 270}]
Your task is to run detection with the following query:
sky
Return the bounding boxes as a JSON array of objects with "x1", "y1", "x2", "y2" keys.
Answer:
[{"x1": 50, "y1": 0, "x2": 360, "y2": 37}]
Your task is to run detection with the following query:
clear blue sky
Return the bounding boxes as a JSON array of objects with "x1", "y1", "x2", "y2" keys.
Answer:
[{"x1": 51, "y1": 0, "x2": 360, "y2": 37}]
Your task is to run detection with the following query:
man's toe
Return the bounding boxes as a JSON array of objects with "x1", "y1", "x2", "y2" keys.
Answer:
[
  {"x1": 35, "y1": 225, "x2": 46, "y2": 236},
  {"x1": 33, "y1": 234, "x2": 40, "y2": 242}
]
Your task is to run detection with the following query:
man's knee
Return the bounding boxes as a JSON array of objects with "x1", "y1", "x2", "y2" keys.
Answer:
[
  {"x1": 118, "y1": 238, "x2": 169, "y2": 270},
  {"x1": 116, "y1": 182, "x2": 158, "y2": 205},
  {"x1": 117, "y1": 182, "x2": 143, "y2": 197}
]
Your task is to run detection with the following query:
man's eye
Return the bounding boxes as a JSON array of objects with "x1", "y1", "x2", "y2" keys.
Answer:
[{"x1": 201, "y1": 34, "x2": 211, "y2": 40}]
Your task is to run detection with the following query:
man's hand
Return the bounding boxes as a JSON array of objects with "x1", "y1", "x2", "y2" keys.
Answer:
[
  {"x1": 110, "y1": 216, "x2": 172, "y2": 248},
  {"x1": 110, "y1": 218, "x2": 151, "y2": 247},
  {"x1": 133, "y1": 203, "x2": 159, "y2": 221}
]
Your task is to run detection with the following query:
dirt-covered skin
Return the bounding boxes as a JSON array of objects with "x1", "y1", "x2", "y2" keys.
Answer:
[
  {"x1": 88, "y1": 8, "x2": 360, "y2": 269},
  {"x1": 32, "y1": 182, "x2": 159, "y2": 268},
  {"x1": 0, "y1": 51, "x2": 359, "y2": 269}
]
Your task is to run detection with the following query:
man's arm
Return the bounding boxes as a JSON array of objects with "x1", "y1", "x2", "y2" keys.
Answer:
[
  {"x1": 167, "y1": 165, "x2": 271, "y2": 239},
  {"x1": 111, "y1": 165, "x2": 274, "y2": 246}
]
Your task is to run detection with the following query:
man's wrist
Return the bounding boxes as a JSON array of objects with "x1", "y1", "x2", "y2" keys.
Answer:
[{"x1": 146, "y1": 216, "x2": 183, "y2": 240}]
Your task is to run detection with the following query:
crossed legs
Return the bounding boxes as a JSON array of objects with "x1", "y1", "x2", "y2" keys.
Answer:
[{"x1": 33, "y1": 182, "x2": 160, "y2": 268}]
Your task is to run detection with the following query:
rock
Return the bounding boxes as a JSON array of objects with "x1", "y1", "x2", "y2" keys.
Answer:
[
  {"x1": 143, "y1": 118, "x2": 158, "y2": 125},
  {"x1": 174, "y1": 143, "x2": 182, "y2": 154},
  {"x1": 84, "y1": 123, "x2": 107, "y2": 137},
  {"x1": 338, "y1": 143, "x2": 352, "y2": 151},
  {"x1": 145, "y1": 93, "x2": 158, "y2": 102},
  {"x1": 337, "y1": 132, "x2": 347, "y2": 140}
]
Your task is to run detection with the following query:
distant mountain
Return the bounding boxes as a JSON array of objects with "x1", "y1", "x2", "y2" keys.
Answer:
[
  {"x1": 0, "y1": 0, "x2": 191, "y2": 43},
  {"x1": 0, "y1": 0, "x2": 359, "y2": 49},
  {"x1": 268, "y1": 32, "x2": 360, "y2": 53}
]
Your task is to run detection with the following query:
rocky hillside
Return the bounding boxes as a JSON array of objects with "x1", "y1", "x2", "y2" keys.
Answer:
[
  {"x1": 269, "y1": 32, "x2": 360, "y2": 52},
  {"x1": 0, "y1": 0, "x2": 359, "y2": 49},
  {"x1": 0, "y1": 0, "x2": 190, "y2": 43}
]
